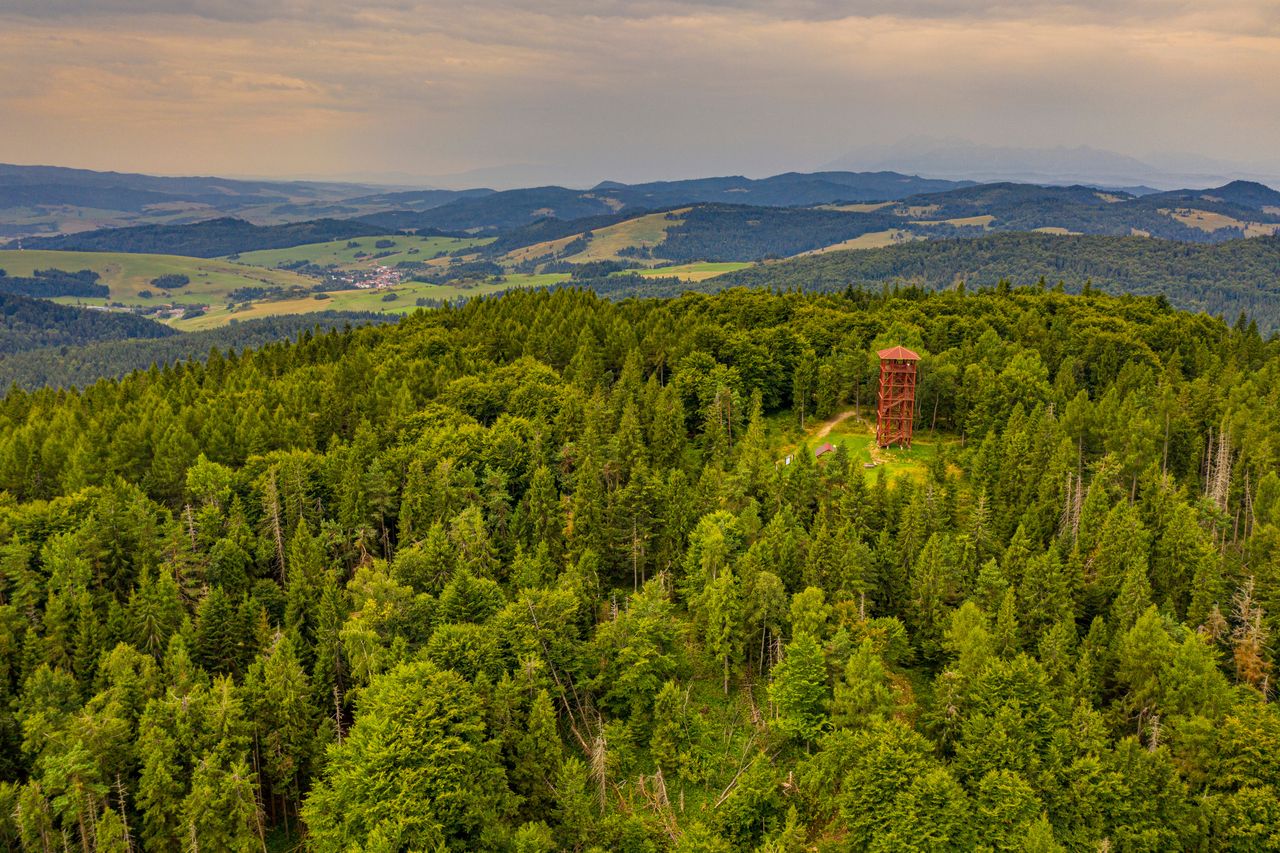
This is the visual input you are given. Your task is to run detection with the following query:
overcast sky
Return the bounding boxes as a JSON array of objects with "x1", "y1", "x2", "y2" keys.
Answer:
[{"x1": 1, "y1": 1, "x2": 1278, "y2": 186}]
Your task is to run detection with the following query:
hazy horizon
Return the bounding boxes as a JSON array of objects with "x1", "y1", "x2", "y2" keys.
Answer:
[{"x1": 2, "y1": 1, "x2": 1278, "y2": 187}]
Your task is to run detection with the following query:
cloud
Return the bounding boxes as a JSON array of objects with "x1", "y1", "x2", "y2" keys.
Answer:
[{"x1": 0, "y1": 0, "x2": 1277, "y2": 181}]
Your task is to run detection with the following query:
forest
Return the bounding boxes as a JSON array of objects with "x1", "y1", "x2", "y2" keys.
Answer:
[
  {"x1": 24, "y1": 220, "x2": 385, "y2": 260},
  {"x1": 718, "y1": 233, "x2": 1280, "y2": 333},
  {"x1": 0, "y1": 312, "x2": 393, "y2": 389},
  {"x1": 0, "y1": 293, "x2": 173, "y2": 356},
  {"x1": 0, "y1": 285, "x2": 1277, "y2": 851},
  {"x1": 0, "y1": 270, "x2": 109, "y2": 300},
  {"x1": 657, "y1": 206, "x2": 901, "y2": 262}
]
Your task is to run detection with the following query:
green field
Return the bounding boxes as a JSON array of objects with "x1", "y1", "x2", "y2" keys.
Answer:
[
  {"x1": 0, "y1": 249, "x2": 315, "y2": 307},
  {"x1": 230, "y1": 235, "x2": 493, "y2": 270},
  {"x1": 0, "y1": 249, "x2": 571, "y2": 331},
  {"x1": 562, "y1": 209, "x2": 687, "y2": 263},
  {"x1": 633, "y1": 261, "x2": 751, "y2": 281},
  {"x1": 170, "y1": 272, "x2": 572, "y2": 330},
  {"x1": 776, "y1": 408, "x2": 953, "y2": 483}
]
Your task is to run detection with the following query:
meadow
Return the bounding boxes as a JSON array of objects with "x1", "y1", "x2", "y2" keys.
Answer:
[
  {"x1": 0, "y1": 248, "x2": 576, "y2": 331},
  {"x1": 229, "y1": 234, "x2": 492, "y2": 270},
  {"x1": 170, "y1": 272, "x2": 573, "y2": 330},
  {"x1": 631, "y1": 261, "x2": 751, "y2": 280},
  {"x1": 0, "y1": 249, "x2": 314, "y2": 308}
]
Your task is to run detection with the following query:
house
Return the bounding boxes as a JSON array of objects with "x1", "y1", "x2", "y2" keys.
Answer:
[{"x1": 815, "y1": 442, "x2": 836, "y2": 458}]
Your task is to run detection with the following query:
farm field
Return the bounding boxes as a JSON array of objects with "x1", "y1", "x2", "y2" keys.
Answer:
[
  {"x1": 0, "y1": 249, "x2": 314, "y2": 307},
  {"x1": 631, "y1": 261, "x2": 750, "y2": 281},
  {"x1": 1, "y1": 248, "x2": 573, "y2": 331},
  {"x1": 169, "y1": 271, "x2": 572, "y2": 330},
  {"x1": 229, "y1": 234, "x2": 492, "y2": 270},
  {"x1": 1161, "y1": 208, "x2": 1280, "y2": 238},
  {"x1": 561, "y1": 209, "x2": 688, "y2": 263},
  {"x1": 802, "y1": 229, "x2": 917, "y2": 254},
  {"x1": 503, "y1": 209, "x2": 689, "y2": 265}
]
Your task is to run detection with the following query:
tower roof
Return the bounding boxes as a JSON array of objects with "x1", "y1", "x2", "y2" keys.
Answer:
[{"x1": 877, "y1": 345, "x2": 920, "y2": 361}]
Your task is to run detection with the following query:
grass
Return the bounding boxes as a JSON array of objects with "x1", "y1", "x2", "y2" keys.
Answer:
[
  {"x1": 170, "y1": 272, "x2": 571, "y2": 331},
  {"x1": 776, "y1": 407, "x2": 954, "y2": 484},
  {"x1": 230, "y1": 235, "x2": 492, "y2": 271},
  {"x1": 503, "y1": 209, "x2": 690, "y2": 266},
  {"x1": 0, "y1": 248, "x2": 568, "y2": 332},
  {"x1": 563, "y1": 209, "x2": 688, "y2": 263},
  {"x1": 632, "y1": 261, "x2": 750, "y2": 281},
  {"x1": 922, "y1": 214, "x2": 995, "y2": 228},
  {"x1": 802, "y1": 229, "x2": 917, "y2": 255},
  {"x1": 1160, "y1": 208, "x2": 1280, "y2": 238},
  {"x1": 0, "y1": 249, "x2": 315, "y2": 308},
  {"x1": 818, "y1": 201, "x2": 896, "y2": 213}
]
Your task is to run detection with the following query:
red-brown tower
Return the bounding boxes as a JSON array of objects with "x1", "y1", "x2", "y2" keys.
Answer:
[{"x1": 876, "y1": 346, "x2": 919, "y2": 448}]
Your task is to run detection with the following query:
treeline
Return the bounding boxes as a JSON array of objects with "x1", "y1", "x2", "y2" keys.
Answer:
[
  {"x1": 899, "y1": 183, "x2": 1223, "y2": 241},
  {"x1": 23, "y1": 218, "x2": 387, "y2": 258},
  {"x1": 0, "y1": 285, "x2": 1276, "y2": 850},
  {"x1": 0, "y1": 311, "x2": 394, "y2": 389},
  {"x1": 657, "y1": 204, "x2": 898, "y2": 261},
  {"x1": 0, "y1": 291, "x2": 174, "y2": 356},
  {"x1": 479, "y1": 211, "x2": 647, "y2": 257},
  {"x1": 717, "y1": 232, "x2": 1280, "y2": 332},
  {"x1": 0, "y1": 267, "x2": 109, "y2": 298}
]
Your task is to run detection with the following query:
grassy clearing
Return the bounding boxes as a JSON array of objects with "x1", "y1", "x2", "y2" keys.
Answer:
[
  {"x1": 0, "y1": 249, "x2": 314, "y2": 307},
  {"x1": 776, "y1": 407, "x2": 954, "y2": 483},
  {"x1": 802, "y1": 229, "x2": 917, "y2": 255},
  {"x1": 923, "y1": 214, "x2": 995, "y2": 228},
  {"x1": 170, "y1": 272, "x2": 571, "y2": 331},
  {"x1": 563, "y1": 209, "x2": 688, "y2": 263},
  {"x1": 230, "y1": 235, "x2": 492, "y2": 270},
  {"x1": 503, "y1": 209, "x2": 690, "y2": 266},
  {"x1": 632, "y1": 261, "x2": 750, "y2": 281},
  {"x1": 1160, "y1": 208, "x2": 1279, "y2": 238},
  {"x1": 0, "y1": 249, "x2": 566, "y2": 332},
  {"x1": 818, "y1": 201, "x2": 896, "y2": 213}
]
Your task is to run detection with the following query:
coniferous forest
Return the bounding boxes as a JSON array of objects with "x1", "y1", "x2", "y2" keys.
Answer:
[{"x1": 0, "y1": 285, "x2": 1278, "y2": 852}]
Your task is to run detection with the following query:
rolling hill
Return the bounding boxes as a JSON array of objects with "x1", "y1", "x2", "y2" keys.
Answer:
[
  {"x1": 0, "y1": 162, "x2": 397, "y2": 239},
  {"x1": 20, "y1": 217, "x2": 392, "y2": 258},
  {"x1": 358, "y1": 171, "x2": 975, "y2": 234},
  {"x1": 714, "y1": 232, "x2": 1280, "y2": 331},
  {"x1": 0, "y1": 249, "x2": 325, "y2": 327},
  {"x1": 0, "y1": 311, "x2": 397, "y2": 389},
  {"x1": 0, "y1": 290, "x2": 175, "y2": 355},
  {"x1": 230, "y1": 234, "x2": 492, "y2": 271}
]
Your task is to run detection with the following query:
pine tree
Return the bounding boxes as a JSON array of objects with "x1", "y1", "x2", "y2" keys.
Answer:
[
  {"x1": 127, "y1": 565, "x2": 184, "y2": 658},
  {"x1": 302, "y1": 660, "x2": 508, "y2": 851},
  {"x1": 510, "y1": 688, "x2": 562, "y2": 819},
  {"x1": 769, "y1": 632, "x2": 829, "y2": 746},
  {"x1": 831, "y1": 639, "x2": 895, "y2": 729},
  {"x1": 703, "y1": 568, "x2": 742, "y2": 694},
  {"x1": 244, "y1": 633, "x2": 316, "y2": 827}
]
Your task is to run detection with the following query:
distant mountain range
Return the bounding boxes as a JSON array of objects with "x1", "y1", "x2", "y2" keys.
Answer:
[
  {"x1": 828, "y1": 139, "x2": 1280, "y2": 191},
  {"x1": 23, "y1": 177, "x2": 1280, "y2": 261},
  {"x1": 1, "y1": 163, "x2": 973, "y2": 241}
]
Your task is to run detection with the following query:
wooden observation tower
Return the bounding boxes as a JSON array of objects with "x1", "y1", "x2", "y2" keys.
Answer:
[{"x1": 876, "y1": 346, "x2": 920, "y2": 448}]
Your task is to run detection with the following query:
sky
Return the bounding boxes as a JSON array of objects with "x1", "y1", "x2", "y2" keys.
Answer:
[{"x1": 1, "y1": 1, "x2": 1278, "y2": 186}]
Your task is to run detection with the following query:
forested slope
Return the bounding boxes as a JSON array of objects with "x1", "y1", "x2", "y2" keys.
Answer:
[
  {"x1": 22, "y1": 218, "x2": 387, "y2": 258},
  {"x1": 0, "y1": 311, "x2": 394, "y2": 389},
  {"x1": 717, "y1": 233, "x2": 1280, "y2": 332},
  {"x1": 0, "y1": 287, "x2": 1277, "y2": 850},
  {"x1": 0, "y1": 292, "x2": 174, "y2": 356}
]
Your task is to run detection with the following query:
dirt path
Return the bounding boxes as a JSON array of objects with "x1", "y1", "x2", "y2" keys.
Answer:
[{"x1": 811, "y1": 407, "x2": 859, "y2": 440}]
